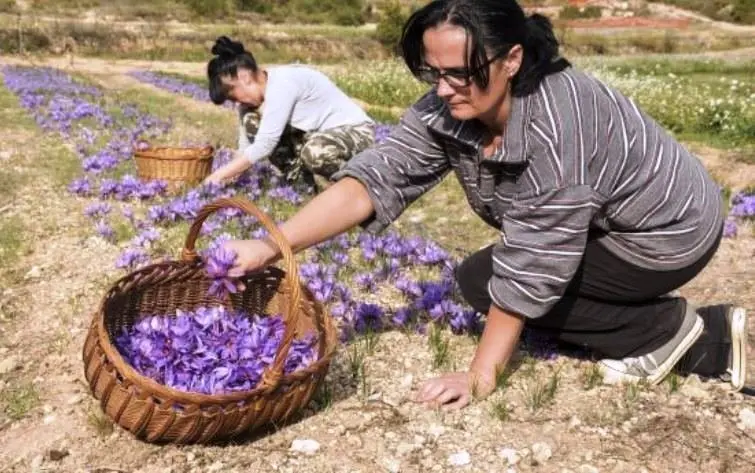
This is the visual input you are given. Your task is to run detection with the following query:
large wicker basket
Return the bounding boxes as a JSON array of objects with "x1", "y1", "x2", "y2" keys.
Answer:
[
  {"x1": 134, "y1": 145, "x2": 215, "y2": 184},
  {"x1": 82, "y1": 197, "x2": 338, "y2": 444}
]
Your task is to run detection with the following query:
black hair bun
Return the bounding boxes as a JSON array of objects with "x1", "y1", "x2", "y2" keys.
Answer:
[{"x1": 211, "y1": 36, "x2": 245, "y2": 58}]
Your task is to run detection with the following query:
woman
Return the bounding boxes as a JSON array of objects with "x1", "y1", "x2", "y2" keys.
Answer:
[
  {"x1": 203, "y1": 36, "x2": 375, "y2": 189},
  {"x1": 222, "y1": 0, "x2": 748, "y2": 409}
]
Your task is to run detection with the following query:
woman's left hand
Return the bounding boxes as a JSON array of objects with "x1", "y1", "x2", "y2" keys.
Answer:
[{"x1": 413, "y1": 371, "x2": 496, "y2": 410}]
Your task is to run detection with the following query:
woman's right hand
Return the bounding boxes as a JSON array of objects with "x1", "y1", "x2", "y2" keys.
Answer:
[
  {"x1": 202, "y1": 170, "x2": 225, "y2": 186},
  {"x1": 223, "y1": 239, "x2": 280, "y2": 278}
]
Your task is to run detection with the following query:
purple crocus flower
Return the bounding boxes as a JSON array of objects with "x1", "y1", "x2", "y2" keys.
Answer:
[
  {"x1": 84, "y1": 202, "x2": 111, "y2": 219},
  {"x1": 267, "y1": 185, "x2": 303, "y2": 204},
  {"x1": 354, "y1": 272, "x2": 376, "y2": 291},
  {"x1": 449, "y1": 309, "x2": 483, "y2": 335},
  {"x1": 204, "y1": 244, "x2": 239, "y2": 299},
  {"x1": 115, "y1": 248, "x2": 149, "y2": 269},
  {"x1": 391, "y1": 307, "x2": 413, "y2": 327},
  {"x1": 99, "y1": 179, "x2": 119, "y2": 198},
  {"x1": 395, "y1": 276, "x2": 422, "y2": 298},
  {"x1": 415, "y1": 280, "x2": 453, "y2": 311},
  {"x1": 354, "y1": 303, "x2": 384, "y2": 334},
  {"x1": 147, "y1": 205, "x2": 170, "y2": 222},
  {"x1": 723, "y1": 218, "x2": 738, "y2": 238},
  {"x1": 730, "y1": 192, "x2": 755, "y2": 218},
  {"x1": 416, "y1": 241, "x2": 449, "y2": 265},
  {"x1": 331, "y1": 252, "x2": 349, "y2": 265},
  {"x1": 122, "y1": 206, "x2": 135, "y2": 222},
  {"x1": 131, "y1": 227, "x2": 160, "y2": 248},
  {"x1": 68, "y1": 177, "x2": 91, "y2": 196},
  {"x1": 95, "y1": 220, "x2": 115, "y2": 242}
]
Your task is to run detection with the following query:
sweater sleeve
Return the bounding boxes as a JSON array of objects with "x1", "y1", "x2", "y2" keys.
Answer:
[
  {"x1": 331, "y1": 103, "x2": 450, "y2": 233},
  {"x1": 488, "y1": 185, "x2": 603, "y2": 318},
  {"x1": 240, "y1": 78, "x2": 297, "y2": 163}
]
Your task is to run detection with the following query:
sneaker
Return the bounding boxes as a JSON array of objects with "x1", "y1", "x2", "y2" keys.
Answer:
[
  {"x1": 599, "y1": 303, "x2": 704, "y2": 385},
  {"x1": 725, "y1": 306, "x2": 748, "y2": 391},
  {"x1": 679, "y1": 305, "x2": 749, "y2": 391}
]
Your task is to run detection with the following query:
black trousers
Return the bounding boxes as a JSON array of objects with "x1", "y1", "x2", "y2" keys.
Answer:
[{"x1": 455, "y1": 231, "x2": 727, "y2": 375}]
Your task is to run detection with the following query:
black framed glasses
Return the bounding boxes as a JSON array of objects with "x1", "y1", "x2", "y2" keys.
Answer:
[{"x1": 416, "y1": 50, "x2": 509, "y2": 87}]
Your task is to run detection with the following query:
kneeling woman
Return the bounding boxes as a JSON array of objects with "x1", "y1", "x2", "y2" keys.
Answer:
[
  {"x1": 219, "y1": 1, "x2": 749, "y2": 409},
  {"x1": 203, "y1": 36, "x2": 375, "y2": 189}
]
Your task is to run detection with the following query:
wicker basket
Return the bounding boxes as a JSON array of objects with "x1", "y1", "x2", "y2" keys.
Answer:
[
  {"x1": 134, "y1": 145, "x2": 215, "y2": 184},
  {"x1": 81, "y1": 197, "x2": 338, "y2": 444}
]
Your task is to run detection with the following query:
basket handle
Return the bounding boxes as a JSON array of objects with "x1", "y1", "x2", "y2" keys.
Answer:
[{"x1": 181, "y1": 196, "x2": 301, "y2": 393}]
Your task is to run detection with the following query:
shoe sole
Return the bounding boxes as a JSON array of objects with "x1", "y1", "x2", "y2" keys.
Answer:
[
  {"x1": 729, "y1": 307, "x2": 748, "y2": 392},
  {"x1": 646, "y1": 314, "x2": 705, "y2": 385}
]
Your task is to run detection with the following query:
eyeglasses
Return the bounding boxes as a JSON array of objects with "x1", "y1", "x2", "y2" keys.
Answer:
[{"x1": 416, "y1": 51, "x2": 508, "y2": 87}]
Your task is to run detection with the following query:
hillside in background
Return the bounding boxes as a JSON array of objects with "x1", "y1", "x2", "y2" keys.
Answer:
[
  {"x1": 0, "y1": 0, "x2": 752, "y2": 25},
  {"x1": 0, "y1": 0, "x2": 752, "y2": 63}
]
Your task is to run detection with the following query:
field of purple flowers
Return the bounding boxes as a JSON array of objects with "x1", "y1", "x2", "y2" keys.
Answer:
[{"x1": 0, "y1": 61, "x2": 754, "y2": 473}]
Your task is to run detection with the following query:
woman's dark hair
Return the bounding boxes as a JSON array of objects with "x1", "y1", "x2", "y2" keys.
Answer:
[
  {"x1": 400, "y1": 0, "x2": 569, "y2": 97},
  {"x1": 207, "y1": 36, "x2": 258, "y2": 105}
]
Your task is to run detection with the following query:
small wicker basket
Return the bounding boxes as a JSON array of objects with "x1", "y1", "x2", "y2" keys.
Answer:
[
  {"x1": 82, "y1": 197, "x2": 338, "y2": 444},
  {"x1": 134, "y1": 145, "x2": 215, "y2": 184}
]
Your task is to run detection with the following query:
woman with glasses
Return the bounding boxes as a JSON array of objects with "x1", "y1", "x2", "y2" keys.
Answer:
[
  {"x1": 220, "y1": 0, "x2": 748, "y2": 409},
  {"x1": 203, "y1": 36, "x2": 375, "y2": 189}
]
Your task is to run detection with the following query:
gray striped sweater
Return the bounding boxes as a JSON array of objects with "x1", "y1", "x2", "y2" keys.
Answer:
[{"x1": 332, "y1": 67, "x2": 724, "y2": 319}]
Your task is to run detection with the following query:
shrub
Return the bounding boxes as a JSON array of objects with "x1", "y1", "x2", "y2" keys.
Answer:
[
  {"x1": 0, "y1": 0, "x2": 17, "y2": 13},
  {"x1": 559, "y1": 5, "x2": 602, "y2": 20},
  {"x1": 375, "y1": 0, "x2": 410, "y2": 55},
  {"x1": 235, "y1": 0, "x2": 273, "y2": 14},
  {"x1": 181, "y1": 0, "x2": 232, "y2": 17}
]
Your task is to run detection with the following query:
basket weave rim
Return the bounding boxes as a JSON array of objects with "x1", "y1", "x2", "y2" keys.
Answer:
[
  {"x1": 95, "y1": 260, "x2": 337, "y2": 406},
  {"x1": 135, "y1": 145, "x2": 214, "y2": 161}
]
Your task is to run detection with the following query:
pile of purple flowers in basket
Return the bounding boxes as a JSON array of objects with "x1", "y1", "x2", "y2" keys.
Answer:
[
  {"x1": 115, "y1": 306, "x2": 318, "y2": 395},
  {"x1": 114, "y1": 246, "x2": 318, "y2": 395}
]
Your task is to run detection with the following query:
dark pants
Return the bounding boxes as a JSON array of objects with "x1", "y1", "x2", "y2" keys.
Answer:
[{"x1": 455, "y1": 231, "x2": 727, "y2": 375}]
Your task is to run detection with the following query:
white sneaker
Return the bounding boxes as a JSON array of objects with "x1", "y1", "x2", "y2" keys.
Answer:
[{"x1": 599, "y1": 305, "x2": 704, "y2": 385}]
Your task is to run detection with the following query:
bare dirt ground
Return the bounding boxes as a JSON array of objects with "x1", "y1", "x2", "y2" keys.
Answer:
[{"x1": 0, "y1": 56, "x2": 754, "y2": 473}]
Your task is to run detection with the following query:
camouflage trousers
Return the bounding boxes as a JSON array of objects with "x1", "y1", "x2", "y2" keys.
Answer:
[{"x1": 241, "y1": 110, "x2": 375, "y2": 187}]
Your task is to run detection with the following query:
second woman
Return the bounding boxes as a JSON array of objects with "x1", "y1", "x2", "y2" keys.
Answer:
[{"x1": 204, "y1": 36, "x2": 375, "y2": 190}]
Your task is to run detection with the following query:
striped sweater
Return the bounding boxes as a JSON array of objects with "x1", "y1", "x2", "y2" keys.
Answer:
[{"x1": 332, "y1": 67, "x2": 724, "y2": 319}]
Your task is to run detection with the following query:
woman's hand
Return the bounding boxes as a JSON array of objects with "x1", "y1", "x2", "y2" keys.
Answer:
[
  {"x1": 203, "y1": 154, "x2": 252, "y2": 186},
  {"x1": 413, "y1": 370, "x2": 496, "y2": 410},
  {"x1": 412, "y1": 306, "x2": 524, "y2": 410},
  {"x1": 202, "y1": 170, "x2": 226, "y2": 186},
  {"x1": 223, "y1": 239, "x2": 280, "y2": 278}
]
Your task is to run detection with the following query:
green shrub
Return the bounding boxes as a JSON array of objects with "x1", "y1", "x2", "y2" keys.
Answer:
[
  {"x1": 0, "y1": 28, "x2": 51, "y2": 53},
  {"x1": 290, "y1": 0, "x2": 366, "y2": 26},
  {"x1": 181, "y1": 0, "x2": 232, "y2": 17},
  {"x1": 559, "y1": 5, "x2": 602, "y2": 20},
  {"x1": 0, "y1": 0, "x2": 17, "y2": 13},
  {"x1": 238, "y1": 0, "x2": 366, "y2": 26},
  {"x1": 235, "y1": 0, "x2": 273, "y2": 14},
  {"x1": 375, "y1": 0, "x2": 410, "y2": 55}
]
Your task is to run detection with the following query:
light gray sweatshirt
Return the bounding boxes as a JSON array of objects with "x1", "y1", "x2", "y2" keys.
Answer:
[{"x1": 238, "y1": 65, "x2": 372, "y2": 162}]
